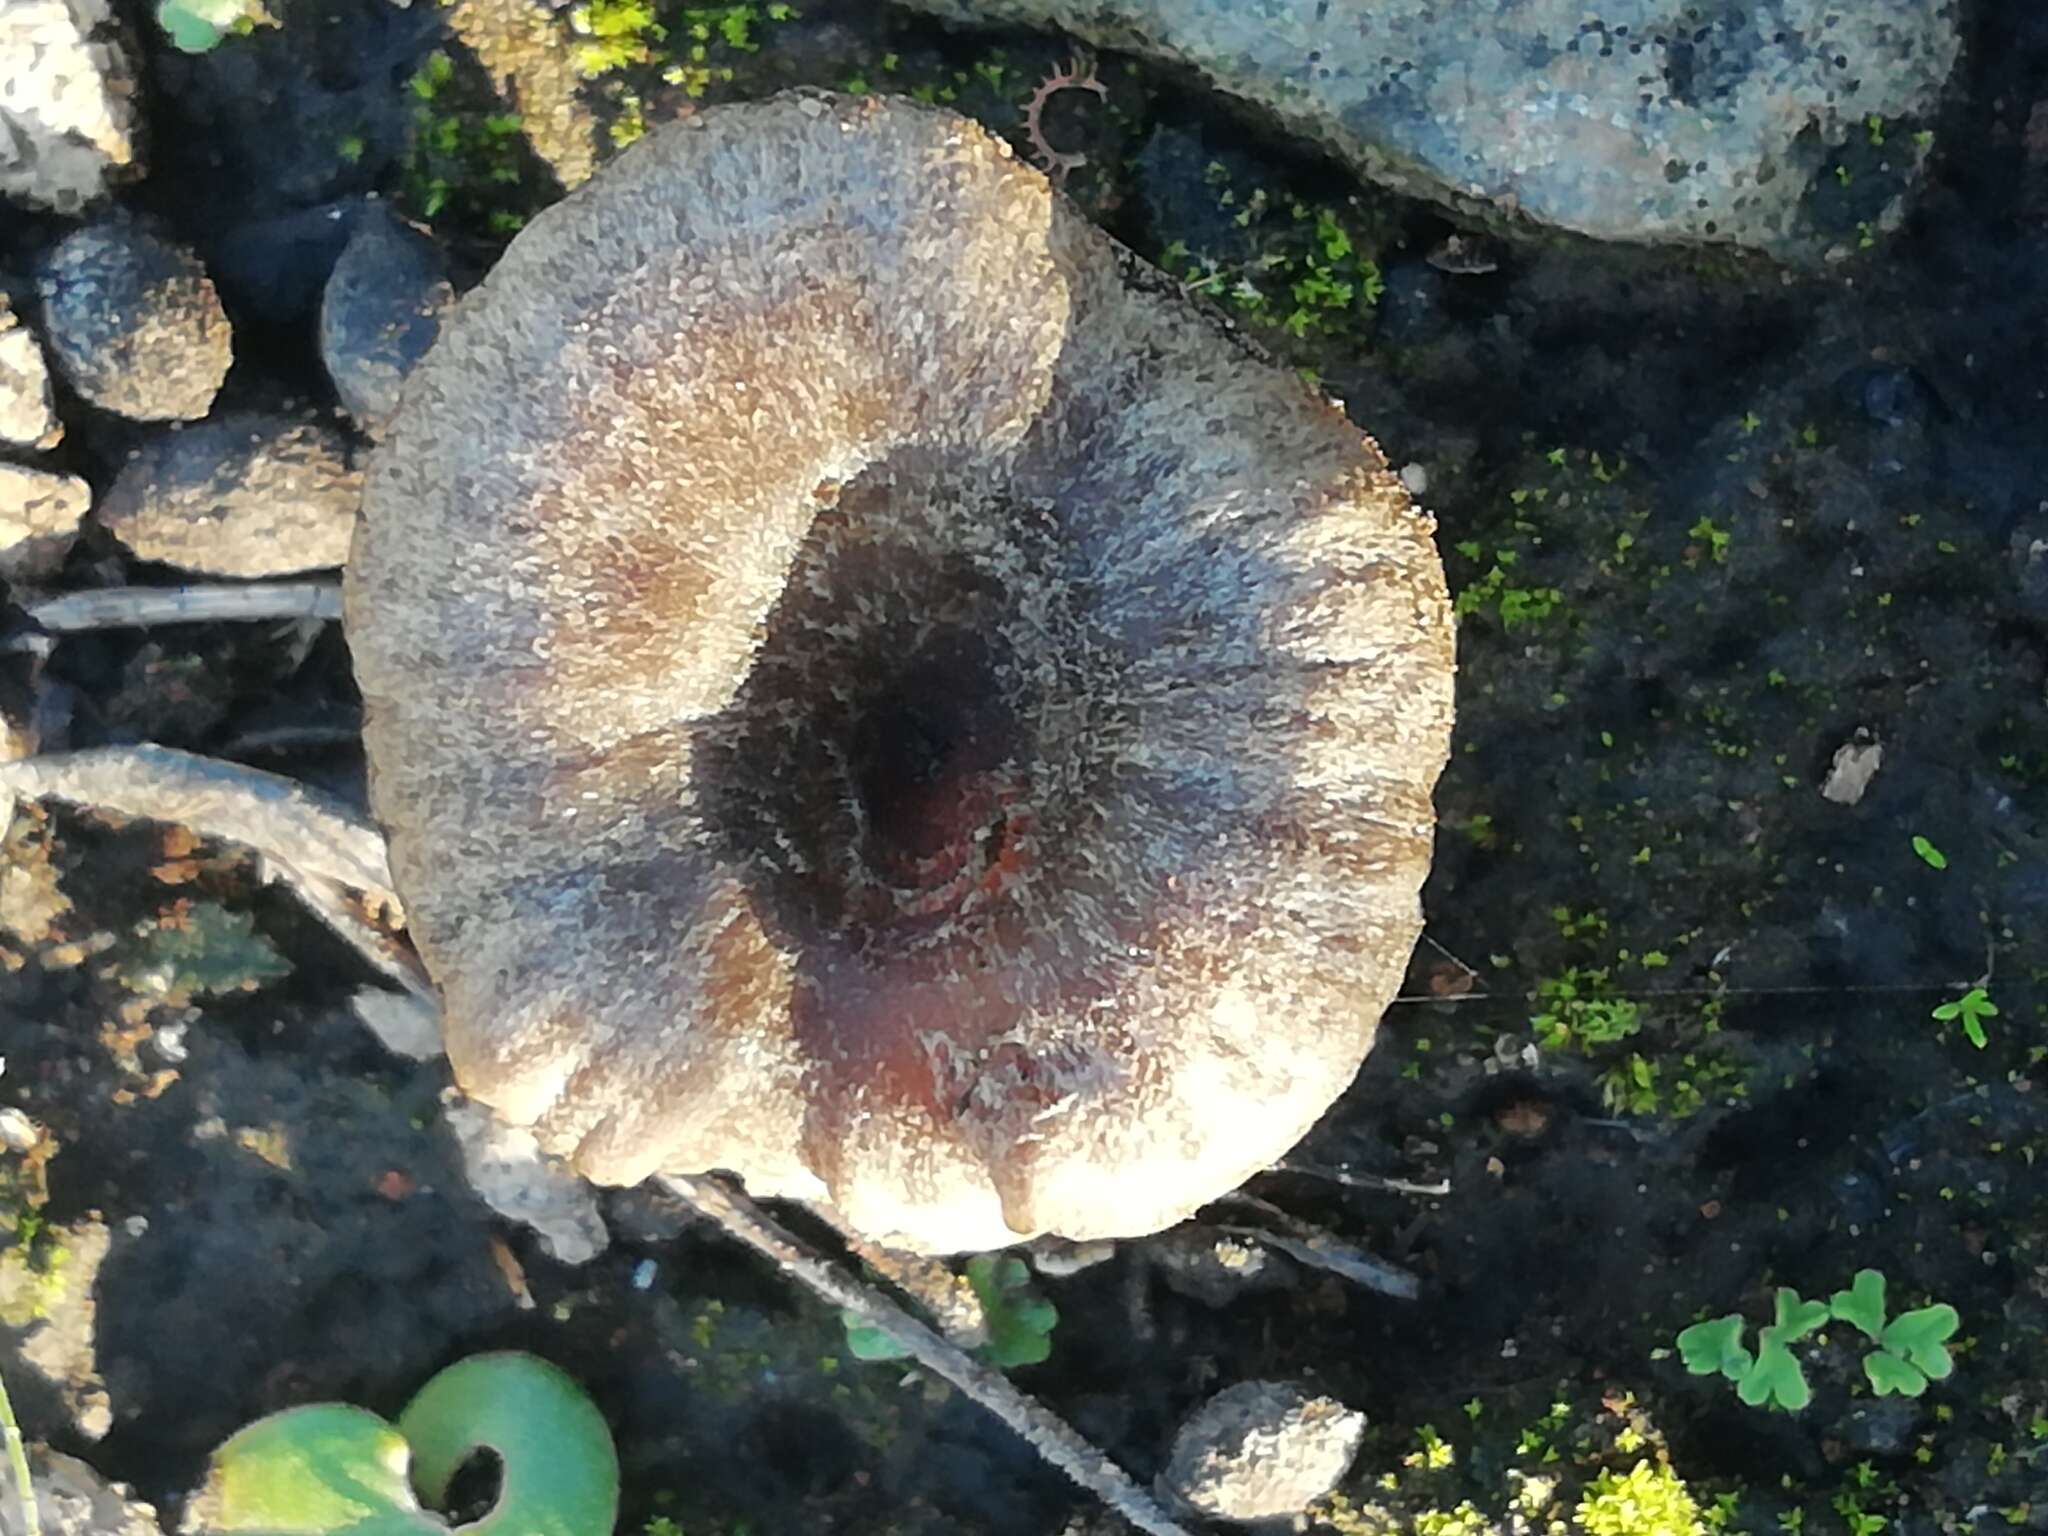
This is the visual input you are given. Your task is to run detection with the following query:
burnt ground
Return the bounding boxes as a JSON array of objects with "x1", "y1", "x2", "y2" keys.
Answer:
[{"x1": 3, "y1": 1, "x2": 2048, "y2": 1534}]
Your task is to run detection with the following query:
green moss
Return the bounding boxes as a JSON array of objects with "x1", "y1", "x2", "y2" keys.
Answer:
[
  {"x1": 568, "y1": 0, "x2": 663, "y2": 76},
  {"x1": 1574, "y1": 1460, "x2": 1706, "y2": 1536}
]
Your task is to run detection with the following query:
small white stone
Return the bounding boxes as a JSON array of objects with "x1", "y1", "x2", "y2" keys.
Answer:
[
  {"x1": 0, "y1": 1104, "x2": 38, "y2": 1151},
  {"x1": 1822, "y1": 737, "x2": 1883, "y2": 806},
  {"x1": 1399, "y1": 461, "x2": 1429, "y2": 497}
]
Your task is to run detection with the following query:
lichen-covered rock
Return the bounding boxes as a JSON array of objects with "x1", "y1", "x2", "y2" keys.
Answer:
[
  {"x1": 0, "y1": 0, "x2": 141, "y2": 214},
  {"x1": 1162, "y1": 1381, "x2": 1367, "y2": 1523},
  {"x1": 0, "y1": 295, "x2": 62, "y2": 449},
  {"x1": 907, "y1": 0, "x2": 1963, "y2": 259},
  {"x1": 348, "y1": 92, "x2": 1454, "y2": 1255},
  {"x1": 320, "y1": 204, "x2": 454, "y2": 434},
  {"x1": 0, "y1": 461, "x2": 90, "y2": 583},
  {"x1": 96, "y1": 413, "x2": 360, "y2": 576},
  {"x1": 34, "y1": 217, "x2": 231, "y2": 422}
]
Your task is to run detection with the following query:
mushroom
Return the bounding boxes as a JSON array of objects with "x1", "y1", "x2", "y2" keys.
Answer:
[{"x1": 345, "y1": 91, "x2": 1454, "y2": 1255}]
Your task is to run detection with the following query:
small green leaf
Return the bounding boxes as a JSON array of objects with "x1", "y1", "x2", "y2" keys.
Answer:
[
  {"x1": 1864, "y1": 1349, "x2": 1927, "y2": 1397},
  {"x1": 1932, "y1": 988, "x2": 1996, "y2": 1049},
  {"x1": 1910, "y1": 835, "x2": 1947, "y2": 870},
  {"x1": 1772, "y1": 1288, "x2": 1829, "y2": 1343},
  {"x1": 1676, "y1": 1315, "x2": 1752, "y2": 1380},
  {"x1": 965, "y1": 1254, "x2": 1059, "y2": 1369},
  {"x1": 1736, "y1": 1328, "x2": 1812, "y2": 1411},
  {"x1": 1829, "y1": 1270, "x2": 1888, "y2": 1340},
  {"x1": 1879, "y1": 1304, "x2": 1959, "y2": 1382},
  {"x1": 154, "y1": 0, "x2": 264, "y2": 51},
  {"x1": 839, "y1": 1313, "x2": 912, "y2": 1361}
]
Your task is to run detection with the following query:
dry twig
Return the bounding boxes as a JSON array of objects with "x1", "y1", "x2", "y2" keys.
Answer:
[{"x1": 24, "y1": 581, "x2": 342, "y2": 633}]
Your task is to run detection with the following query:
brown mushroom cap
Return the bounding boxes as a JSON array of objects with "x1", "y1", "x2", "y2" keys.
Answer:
[{"x1": 345, "y1": 91, "x2": 1455, "y2": 1254}]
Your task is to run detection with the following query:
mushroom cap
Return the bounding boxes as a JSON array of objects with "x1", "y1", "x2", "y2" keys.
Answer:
[{"x1": 345, "y1": 92, "x2": 1455, "y2": 1254}]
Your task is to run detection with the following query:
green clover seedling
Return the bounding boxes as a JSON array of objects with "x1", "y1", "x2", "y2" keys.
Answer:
[
  {"x1": 1676, "y1": 1290, "x2": 1827, "y2": 1412},
  {"x1": 965, "y1": 1255, "x2": 1059, "y2": 1368},
  {"x1": 1732, "y1": 1292, "x2": 1827, "y2": 1411},
  {"x1": 1865, "y1": 1304, "x2": 1960, "y2": 1397},
  {"x1": 1931, "y1": 987, "x2": 1997, "y2": 1050},
  {"x1": 1738, "y1": 1330, "x2": 1811, "y2": 1411},
  {"x1": 1676, "y1": 1315, "x2": 1752, "y2": 1381},
  {"x1": 191, "y1": 1352, "x2": 617, "y2": 1536},
  {"x1": 1828, "y1": 1269, "x2": 1889, "y2": 1341},
  {"x1": 842, "y1": 1254, "x2": 1059, "y2": 1369}
]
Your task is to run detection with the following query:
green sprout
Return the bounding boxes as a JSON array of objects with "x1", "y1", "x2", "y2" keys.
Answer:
[
  {"x1": 1677, "y1": 1272, "x2": 1959, "y2": 1411},
  {"x1": 1931, "y1": 986, "x2": 1996, "y2": 1049},
  {"x1": 842, "y1": 1255, "x2": 1057, "y2": 1370},
  {"x1": 1909, "y1": 835, "x2": 1947, "y2": 870},
  {"x1": 1827, "y1": 1270, "x2": 1959, "y2": 1396},
  {"x1": 191, "y1": 1353, "x2": 617, "y2": 1535},
  {"x1": 1575, "y1": 1460, "x2": 1706, "y2": 1536}
]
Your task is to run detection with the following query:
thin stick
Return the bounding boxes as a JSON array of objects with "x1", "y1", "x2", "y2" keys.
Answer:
[
  {"x1": 24, "y1": 582, "x2": 341, "y2": 632},
  {"x1": 661, "y1": 1174, "x2": 1192, "y2": 1536},
  {"x1": 0, "y1": 1364, "x2": 39, "y2": 1536},
  {"x1": 1271, "y1": 1159, "x2": 1450, "y2": 1198},
  {"x1": 1209, "y1": 1191, "x2": 1421, "y2": 1301}
]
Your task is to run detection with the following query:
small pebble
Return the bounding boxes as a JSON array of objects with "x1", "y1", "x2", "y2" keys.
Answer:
[
  {"x1": 0, "y1": 293, "x2": 62, "y2": 448},
  {"x1": 0, "y1": 0, "x2": 143, "y2": 213},
  {"x1": 0, "y1": 1104, "x2": 38, "y2": 1151},
  {"x1": 320, "y1": 203, "x2": 454, "y2": 434},
  {"x1": 96, "y1": 412, "x2": 361, "y2": 576},
  {"x1": 0, "y1": 460, "x2": 91, "y2": 583},
  {"x1": 34, "y1": 215, "x2": 232, "y2": 422},
  {"x1": 1162, "y1": 1380, "x2": 1367, "y2": 1523}
]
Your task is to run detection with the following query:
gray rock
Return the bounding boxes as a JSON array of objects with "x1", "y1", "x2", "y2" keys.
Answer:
[
  {"x1": 0, "y1": 461, "x2": 90, "y2": 583},
  {"x1": 1162, "y1": 1380, "x2": 1366, "y2": 1524},
  {"x1": 96, "y1": 412, "x2": 361, "y2": 576},
  {"x1": 0, "y1": 1449, "x2": 159, "y2": 1536},
  {"x1": 907, "y1": 0, "x2": 1963, "y2": 259},
  {"x1": 34, "y1": 218, "x2": 231, "y2": 422},
  {"x1": 0, "y1": 0, "x2": 141, "y2": 214},
  {"x1": 0, "y1": 296, "x2": 62, "y2": 449},
  {"x1": 320, "y1": 204, "x2": 454, "y2": 434}
]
